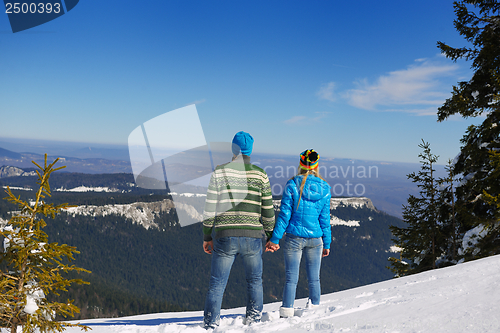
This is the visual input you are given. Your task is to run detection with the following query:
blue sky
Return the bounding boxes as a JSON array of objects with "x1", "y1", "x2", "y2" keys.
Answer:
[{"x1": 0, "y1": 0, "x2": 481, "y2": 164}]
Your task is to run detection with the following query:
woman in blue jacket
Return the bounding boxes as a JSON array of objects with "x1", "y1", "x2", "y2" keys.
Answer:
[{"x1": 266, "y1": 149, "x2": 331, "y2": 318}]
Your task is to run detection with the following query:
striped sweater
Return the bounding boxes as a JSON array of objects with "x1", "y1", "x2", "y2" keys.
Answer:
[{"x1": 202, "y1": 155, "x2": 275, "y2": 241}]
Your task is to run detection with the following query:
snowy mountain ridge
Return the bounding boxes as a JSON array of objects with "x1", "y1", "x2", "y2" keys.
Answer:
[
  {"x1": 64, "y1": 199, "x2": 181, "y2": 230},
  {"x1": 272, "y1": 197, "x2": 376, "y2": 212},
  {"x1": 0, "y1": 165, "x2": 36, "y2": 178},
  {"x1": 330, "y1": 197, "x2": 376, "y2": 211},
  {"x1": 273, "y1": 197, "x2": 376, "y2": 228},
  {"x1": 62, "y1": 196, "x2": 377, "y2": 230}
]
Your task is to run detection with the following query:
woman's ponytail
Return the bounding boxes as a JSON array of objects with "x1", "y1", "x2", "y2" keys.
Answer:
[{"x1": 295, "y1": 149, "x2": 321, "y2": 210}]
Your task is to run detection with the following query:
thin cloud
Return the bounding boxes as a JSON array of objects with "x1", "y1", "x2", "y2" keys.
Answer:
[
  {"x1": 284, "y1": 112, "x2": 331, "y2": 125},
  {"x1": 316, "y1": 82, "x2": 337, "y2": 102},
  {"x1": 341, "y1": 59, "x2": 460, "y2": 115},
  {"x1": 313, "y1": 112, "x2": 330, "y2": 121},
  {"x1": 284, "y1": 116, "x2": 307, "y2": 124},
  {"x1": 185, "y1": 99, "x2": 206, "y2": 106},
  {"x1": 385, "y1": 107, "x2": 440, "y2": 116}
]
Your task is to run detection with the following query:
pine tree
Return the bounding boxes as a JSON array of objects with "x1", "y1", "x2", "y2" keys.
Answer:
[
  {"x1": 0, "y1": 155, "x2": 90, "y2": 333},
  {"x1": 437, "y1": 0, "x2": 499, "y2": 121},
  {"x1": 436, "y1": 159, "x2": 459, "y2": 265},
  {"x1": 475, "y1": 149, "x2": 500, "y2": 256},
  {"x1": 436, "y1": 1, "x2": 500, "y2": 259},
  {"x1": 389, "y1": 140, "x2": 443, "y2": 276},
  {"x1": 447, "y1": 81, "x2": 500, "y2": 260}
]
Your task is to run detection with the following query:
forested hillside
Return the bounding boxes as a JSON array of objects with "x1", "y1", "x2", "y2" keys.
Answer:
[{"x1": 0, "y1": 171, "x2": 405, "y2": 319}]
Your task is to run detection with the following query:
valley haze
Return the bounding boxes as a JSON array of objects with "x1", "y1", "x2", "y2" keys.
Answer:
[{"x1": 0, "y1": 137, "x2": 443, "y2": 217}]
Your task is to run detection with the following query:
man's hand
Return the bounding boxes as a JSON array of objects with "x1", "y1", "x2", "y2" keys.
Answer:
[
  {"x1": 203, "y1": 240, "x2": 214, "y2": 254},
  {"x1": 322, "y1": 249, "x2": 330, "y2": 257},
  {"x1": 265, "y1": 241, "x2": 280, "y2": 252}
]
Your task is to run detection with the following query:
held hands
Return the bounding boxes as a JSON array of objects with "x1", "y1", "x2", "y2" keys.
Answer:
[
  {"x1": 265, "y1": 241, "x2": 280, "y2": 252},
  {"x1": 203, "y1": 240, "x2": 214, "y2": 254},
  {"x1": 205, "y1": 240, "x2": 326, "y2": 256}
]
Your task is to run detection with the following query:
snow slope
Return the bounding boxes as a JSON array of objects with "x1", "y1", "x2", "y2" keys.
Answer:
[{"x1": 57, "y1": 254, "x2": 500, "y2": 333}]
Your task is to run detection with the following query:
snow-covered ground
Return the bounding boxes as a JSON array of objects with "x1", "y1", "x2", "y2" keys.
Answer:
[
  {"x1": 58, "y1": 254, "x2": 499, "y2": 333},
  {"x1": 1, "y1": 185, "x2": 33, "y2": 191}
]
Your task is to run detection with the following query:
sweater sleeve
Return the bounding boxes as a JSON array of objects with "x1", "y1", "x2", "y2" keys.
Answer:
[
  {"x1": 202, "y1": 171, "x2": 218, "y2": 241},
  {"x1": 269, "y1": 179, "x2": 295, "y2": 244},
  {"x1": 260, "y1": 172, "x2": 276, "y2": 240},
  {"x1": 319, "y1": 189, "x2": 332, "y2": 249}
]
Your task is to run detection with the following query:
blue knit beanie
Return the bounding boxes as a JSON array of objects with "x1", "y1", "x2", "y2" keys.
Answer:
[{"x1": 232, "y1": 131, "x2": 254, "y2": 156}]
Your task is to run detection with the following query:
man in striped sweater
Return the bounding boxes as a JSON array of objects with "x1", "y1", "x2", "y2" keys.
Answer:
[{"x1": 202, "y1": 131, "x2": 276, "y2": 329}]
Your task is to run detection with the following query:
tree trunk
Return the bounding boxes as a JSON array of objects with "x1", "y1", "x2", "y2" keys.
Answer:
[{"x1": 10, "y1": 317, "x2": 18, "y2": 333}]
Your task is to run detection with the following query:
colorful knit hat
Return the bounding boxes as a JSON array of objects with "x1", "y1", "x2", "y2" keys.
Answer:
[
  {"x1": 232, "y1": 131, "x2": 254, "y2": 156},
  {"x1": 299, "y1": 149, "x2": 320, "y2": 170}
]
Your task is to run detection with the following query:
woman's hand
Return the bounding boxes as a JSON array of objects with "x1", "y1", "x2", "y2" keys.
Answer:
[
  {"x1": 265, "y1": 241, "x2": 280, "y2": 252},
  {"x1": 322, "y1": 249, "x2": 330, "y2": 257}
]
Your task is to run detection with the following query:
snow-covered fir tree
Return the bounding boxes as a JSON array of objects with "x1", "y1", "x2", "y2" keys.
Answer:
[
  {"x1": 389, "y1": 141, "x2": 445, "y2": 276},
  {"x1": 0, "y1": 156, "x2": 90, "y2": 333},
  {"x1": 472, "y1": 149, "x2": 500, "y2": 256},
  {"x1": 436, "y1": 0, "x2": 500, "y2": 260}
]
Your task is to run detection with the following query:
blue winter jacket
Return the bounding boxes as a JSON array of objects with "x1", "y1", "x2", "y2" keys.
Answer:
[{"x1": 270, "y1": 175, "x2": 332, "y2": 249}]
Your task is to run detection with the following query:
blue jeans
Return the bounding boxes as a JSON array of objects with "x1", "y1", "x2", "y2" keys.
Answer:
[
  {"x1": 282, "y1": 234, "x2": 323, "y2": 308},
  {"x1": 204, "y1": 237, "x2": 263, "y2": 328}
]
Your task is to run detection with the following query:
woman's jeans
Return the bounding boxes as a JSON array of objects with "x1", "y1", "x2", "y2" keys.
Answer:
[
  {"x1": 204, "y1": 237, "x2": 263, "y2": 328},
  {"x1": 282, "y1": 234, "x2": 323, "y2": 308}
]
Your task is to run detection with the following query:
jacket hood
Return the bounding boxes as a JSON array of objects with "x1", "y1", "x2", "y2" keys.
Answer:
[{"x1": 293, "y1": 175, "x2": 330, "y2": 201}]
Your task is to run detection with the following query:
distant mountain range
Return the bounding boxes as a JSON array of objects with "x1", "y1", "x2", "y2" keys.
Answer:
[
  {"x1": 0, "y1": 138, "x2": 131, "y2": 161},
  {"x1": 0, "y1": 141, "x2": 440, "y2": 217},
  {"x1": 0, "y1": 147, "x2": 22, "y2": 159},
  {"x1": 0, "y1": 146, "x2": 132, "y2": 174}
]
